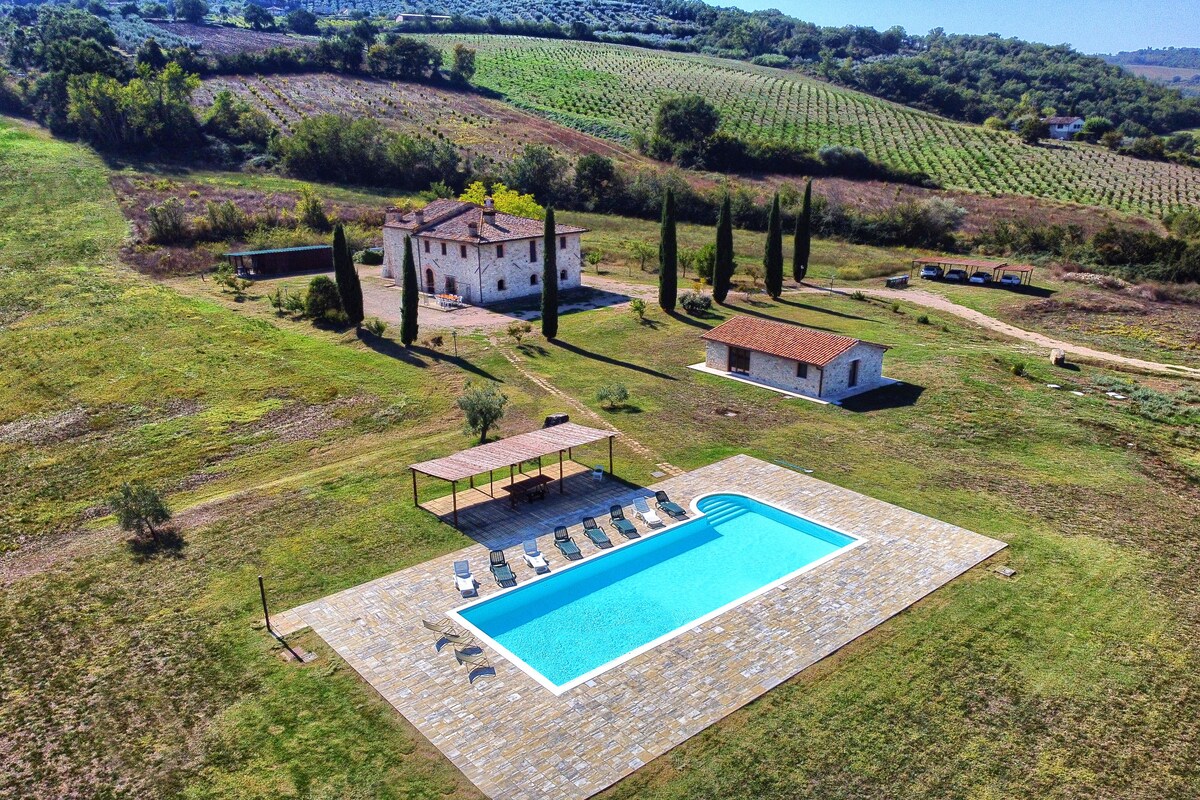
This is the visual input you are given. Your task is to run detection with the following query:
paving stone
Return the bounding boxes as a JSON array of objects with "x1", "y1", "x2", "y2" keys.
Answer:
[{"x1": 276, "y1": 454, "x2": 1005, "y2": 800}]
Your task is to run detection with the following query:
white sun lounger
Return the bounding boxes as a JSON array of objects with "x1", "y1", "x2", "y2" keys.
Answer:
[
  {"x1": 522, "y1": 540, "x2": 549, "y2": 573},
  {"x1": 633, "y1": 496, "x2": 664, "y2": 527},
  {"x1": 453, "y1": 560, "x2": 477, "y2": 596}
]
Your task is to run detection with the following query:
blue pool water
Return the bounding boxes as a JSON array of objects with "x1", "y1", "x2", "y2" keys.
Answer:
[{"x1": 454, "y1": 493, "x2": 856, "y2": 690}]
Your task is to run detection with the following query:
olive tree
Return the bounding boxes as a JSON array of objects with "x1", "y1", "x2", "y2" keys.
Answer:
[
  {"x1": 457, "y1": 382, "x2": 508, "y2": 444},
  {"x1": 108, "y1": 482, "x2": 172, "y2": 544}
]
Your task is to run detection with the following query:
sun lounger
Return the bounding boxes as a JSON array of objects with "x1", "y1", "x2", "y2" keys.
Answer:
[
  {"x1": 582, "y1": 516, "x2": 612, "y2": 548},
  {"x1": 453, "y1": 647, "x2": 489, "y2": 668},
  {"x1": 633, "y1": 496, "x2": 664, "y2": 527},
  {"x1": 553, "y1": 525, "x2": 582, "y2": 559},
  {"x1": 609, "y1": 504, "x2": 638, "y2": 538},
  {"x1": 655, "y1": 491, "x2": 687, "y2": 519},
  {"x1": 489, "y1": 549, "x2": 516, "y2": 586},
  {"x1": 522, "y1": 539, "x2": 549, "y2": 573},
  {"x1": 442, "y1": 629, "x2": 474, "y2": 646},
  {"x1": 453, "y1": 560, "x2": 477, "y2": 596},
  {"x1": 422, "y1": 618, "x2": 458, "y2": 636}
]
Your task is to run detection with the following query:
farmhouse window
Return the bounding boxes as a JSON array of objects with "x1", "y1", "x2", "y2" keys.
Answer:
[
  {"x1": 728, "y1": 347, "x2": 751, "y2": 374},
  {"x1": 848, "y1": 359, "x2": 860, "y2": 388},
  {"x1": 424, "y1": 240, "x2": 430, "y2": 253},
  {"x1": 530, "y1": 274, "x2": 538, "y2": 286},
  {"x1": 496, "y1": 244, "x2": 504, "y2": 257},
  {"x1": 559, "y1": 236, "x2": 567, "y2": 250},
  {"x1": 797, "y1": 362, "x2": 808, "y2": 379},
  {"x1": 529, "y1": 241, "x2": 537, "y2": 262},
  {"x1": 441, "y1": 242, "x2": 447, "y2": 256},
  {"x1": 560, "y1": 269, "x2": 567, "y2": 281},
  {"x1": 497, "y1": 279, "x2": 506, "y2": 291},
  {"x1": 460, "y1": 244, "x2": 468, "y2": 258}
]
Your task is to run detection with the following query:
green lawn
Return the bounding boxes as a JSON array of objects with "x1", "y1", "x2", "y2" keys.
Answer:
[{"x1": 3, "y1": 117, "x2": 1199, "y2": 799}]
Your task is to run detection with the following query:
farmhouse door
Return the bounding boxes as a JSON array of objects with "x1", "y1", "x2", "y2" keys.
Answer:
[
  {"x1": 444, "y1": 276, "x2": 457, "y2": 295},
  {"x1": 424, "y1": 268, "x2": 435, "y2": 294},
  {"x1": 728, "y1": 347, "x2": 751, "y2": 374}
]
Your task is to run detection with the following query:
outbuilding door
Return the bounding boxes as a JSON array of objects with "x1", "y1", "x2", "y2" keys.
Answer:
[
  {"x1": 728, "y1": 347, "x2": 751, "y2": 374},
  {"x1": 424, "y1": 268, "x2": 435, "y2": 293}
]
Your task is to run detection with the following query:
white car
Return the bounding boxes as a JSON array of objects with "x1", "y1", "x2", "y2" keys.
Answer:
[
  {"x1": 968, "y1": 272, "x2": 992, "y2": 285},
  {"x1": 999, "y1": 274, "x2": 1023, "y2": 287}
]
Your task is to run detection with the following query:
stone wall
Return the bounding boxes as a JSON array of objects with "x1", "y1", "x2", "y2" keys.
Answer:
[
  {"x1": 704, "y1": 340, "x2": 887, "y2": 399},
  {"x1": 820, "y1": 343, "x2": 887, "y2": 399},
  {"x1": 382, "y1": 231, "x2": 582, "y2": 305}
]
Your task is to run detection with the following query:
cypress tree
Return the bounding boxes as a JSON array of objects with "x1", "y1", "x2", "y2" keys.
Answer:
[
  {"x1": 793, "y1": 179, "x2": 812, "y2": 283},
  {"x1": 332, "y1": 223, "x2": 364, "y2": 325},
  {"x1": 713, "y1": 193, "x2": 733, "y2": 304},
  {"x1": 541, "y1": 206, "x2": 559, "y2": 339},
  {"x1": 400, "y1": 235, "x2": 419, "y2": 346},
  {"x1": 658, "y1": 188, "x2": 677, "y2": 313},
  {"x1": 764, "y1": 191, "x2": 783, "y2": 299}
]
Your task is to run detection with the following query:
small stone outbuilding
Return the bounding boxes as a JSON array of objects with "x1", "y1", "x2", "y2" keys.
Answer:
[
  {"x1": 381, "y1": 198, "x2": 588, "y2": 305},
  {"x1": 700, "y1": 316, "x2": 890, "y2": 401}
]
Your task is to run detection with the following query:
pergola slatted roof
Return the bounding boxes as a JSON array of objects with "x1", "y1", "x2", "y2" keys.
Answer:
[{"x1": 409, "y1": 423, "x2": 614, "y2": 482}]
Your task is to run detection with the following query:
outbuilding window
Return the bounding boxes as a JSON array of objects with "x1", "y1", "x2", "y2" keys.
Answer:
[
  {"x1": 529, "y1": 241, "x2": 537, "y2": 262},
  {"x1": 460, "y1": 244, "x2": 468, "y2": 258},
  {"x1": 848, "y1": 359, "x2": 860, "y2": 388},
  {"x1": 530, "y1": 274, "x2": 538, "y2": 286},
  {"x1": 424, "y1": 240, "x2": 430, "y2": 253},
  {"x1": 496, "y1": 244, "x2": 504, "y2": 257},
  {"x1": 440, "y1": 242, "x2": 447, "y2": 256},
  {"x1": 497, "y1": 279, "x2": 507, "y2": 291},
  {"x1": 796, "y1": 362, "x2": 808, "y2": 379},
  {"x1": 560, "y1": 236, "x2": 567, "y2": 250},
  {"x1": 560, "y1": 269, "x2": 567, "y2": 281}
]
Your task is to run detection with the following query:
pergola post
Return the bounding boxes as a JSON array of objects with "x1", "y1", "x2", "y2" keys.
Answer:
[
  {"x1": 559, "y1": 449, "x2": 564, "y2": 493},
  {"x1": 608, "y1": 435, "x2": 614, "y2": 476},
  {"x1": 510, "y1": 464, "x2": 514, "y2": 486},
  {"x1": 489, "y1": 469, "x2": 494, "y2": 497},
  {"x1": 411, "y1": 469, "x2": 418, "y2": 506},
  {"x1": 451, "y1": 480, "x2": 458, "y2": 529}
]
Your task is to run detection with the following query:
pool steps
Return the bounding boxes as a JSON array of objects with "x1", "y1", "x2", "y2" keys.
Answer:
[{"x1": 699, "y1": 498, "x2": 749, "y2": 527}]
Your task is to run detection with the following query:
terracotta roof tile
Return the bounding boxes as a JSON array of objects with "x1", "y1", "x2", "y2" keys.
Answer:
[
  {"x1": 385, "y1": 201, "x2": 588, "y2": 244},
  {"x1": 701, "y1": 316, "x2": 888, "y2": 367}
]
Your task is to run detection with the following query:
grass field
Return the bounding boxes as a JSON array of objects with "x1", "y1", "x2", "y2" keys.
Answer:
[
  {"x1": 3, "y1": 116, "x2": 1200, "y2": 798},
  {"x1": 407, "y1": 35, "x2": 1200, "y2": 218}
]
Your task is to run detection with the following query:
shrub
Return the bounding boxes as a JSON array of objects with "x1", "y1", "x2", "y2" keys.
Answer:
[
  {"x1": 304, "y1": 275, "x2": 342, "y2": 319},
  {"x1": 363, "y1": 316, "x2": 386, "y2": 335},
  {"x1": 678, "y1": 289, "x2": 712, "y2": 316},
  {"x1": 295, "y1": 186, "x2": 329, "y2": 231},
  {"x1": 283, "y1": 291, "x2": 305, "y2": 314},
  {"x1": 890, "y1": 302, "x2": 901, "y2": 313},
  {"x1": 1011, "y1": 361, "x2": 1027, "y2": 377},
  {"x1": 213, "y1": 263, "x2": 250, "y2": 297},
  {"x1": 629, "y1": 297, "x2": 647, "y2": 322},
  {"x1": 145, "y1": 197, "x2": 188, "y2": 244},
  {"x1": 916, "y1": 313, "x2": 930, "y2": 324},
  {"x1": 850, "y1": 290, "x2": 867, "y2": 301},
  {"x1": 596, "y1": 382, "x2": 629, "y2": 409},
  {"x1": 695, "y1": 242, "x2": 716, "y2": 282},
  {"x1": 202, "y1": 199, "x2": 248, "y2": 239},
  {"x1": 506, "y1": 320, "x2": 533, "y2": 343},
  {"x1": 357, "y1": 248, "x2": 383, "y2": 265}
]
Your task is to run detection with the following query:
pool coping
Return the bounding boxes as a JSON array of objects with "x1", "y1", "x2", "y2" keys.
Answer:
[{"x1": 447, "y1": 491, "x2": 866, "y2": 695}]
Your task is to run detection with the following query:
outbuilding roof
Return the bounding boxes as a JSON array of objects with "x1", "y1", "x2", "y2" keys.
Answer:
[
  {"x1": 1044, "y1": 116, "x2": 1084, "y2": 125},
  {"x1": 222, "y1": 244, "x2": 333, "y2": 257},
  {"x1": 386, "y1": 200, "x2": 588, "y2": 244},
  {"x1": 701, "y1": 316, "x2": 888, "y2": 367}
]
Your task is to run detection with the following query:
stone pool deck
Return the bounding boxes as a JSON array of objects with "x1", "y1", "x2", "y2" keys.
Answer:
[{"x1": 272, "y1": 454, "x2": 1006, "y2": 800}]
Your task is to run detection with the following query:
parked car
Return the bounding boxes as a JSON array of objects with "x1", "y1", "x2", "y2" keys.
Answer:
[
  {"x1": 945, "y1": 268, "x2": 968, "y2": 282},
  {"x1": 919, "y1": 265, "x2": 944, "y2": 279},
  {"x1": 968, "y1": 271, "x2": 992, "y2": 285},
  {"x1": 999, "y1": 274, "x2": 1023, "y2": 287}
]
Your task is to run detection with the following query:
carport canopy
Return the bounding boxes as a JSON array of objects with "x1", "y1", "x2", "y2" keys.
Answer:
[{"x1": 409, "y1": 422, "x2": 617, "y2": 527}]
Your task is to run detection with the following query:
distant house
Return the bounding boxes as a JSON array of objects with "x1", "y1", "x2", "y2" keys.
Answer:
[
  {"x1": 382, "y1": 198, "x2": 588, "y2": 305},
  {"x1": 1044, "y1": 116, "x2": 1085, "y2": 140},
  {"x1": 698, "y1": 316, "x2": 890, "y2": 402}
]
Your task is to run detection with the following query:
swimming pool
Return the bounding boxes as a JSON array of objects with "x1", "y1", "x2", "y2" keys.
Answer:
[{"x1": 450, "y1": 493, "x2": 861, "y2": 693}]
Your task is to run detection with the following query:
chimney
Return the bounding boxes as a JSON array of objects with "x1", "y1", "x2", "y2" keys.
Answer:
[
  {"x1": 414, "y1": 209, "x2": 425, "y2": 225},
  {"x1": 483, "y1": 196, "x2": 495, "y2": 218},
  {"x1": 385, "y1": 206, "x2": 402, "y2": 224},
  {"x1": 467, "y1": 220, "x2": 479, "y2": 237}
]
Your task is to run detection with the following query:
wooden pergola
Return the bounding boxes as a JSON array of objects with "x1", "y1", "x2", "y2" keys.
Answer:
[
  {"x1": 408, "y1": 422, "x2": 617, "y2": 529},
  {"x1": 910, "y1": 257, "x2": 1035, "y2": 285}
]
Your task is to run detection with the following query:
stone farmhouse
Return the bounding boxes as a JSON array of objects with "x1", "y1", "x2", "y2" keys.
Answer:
[
  {"x1": 699, "y1": 316, "x2": 890, "y2": 402},
  {"x1": 1044, "y1": 116, "x2": 1085, "y2": 140},
  {"x1": 382, "y1": 198, "x2": 588, "y2": 306}
]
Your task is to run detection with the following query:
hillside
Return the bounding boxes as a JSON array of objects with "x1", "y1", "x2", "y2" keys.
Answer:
[{"x1": 413, "y1": 35, "x2": 1200, "y2": 217}]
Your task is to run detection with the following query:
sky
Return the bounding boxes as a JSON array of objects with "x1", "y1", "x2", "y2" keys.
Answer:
[{"x1": 728, "y1": 0, "x2": 1200, "y2": 54}]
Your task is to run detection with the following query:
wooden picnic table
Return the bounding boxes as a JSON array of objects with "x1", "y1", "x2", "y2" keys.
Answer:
[{"x1": 502, "y1": 474, "x2": 553, "y2": 507}]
